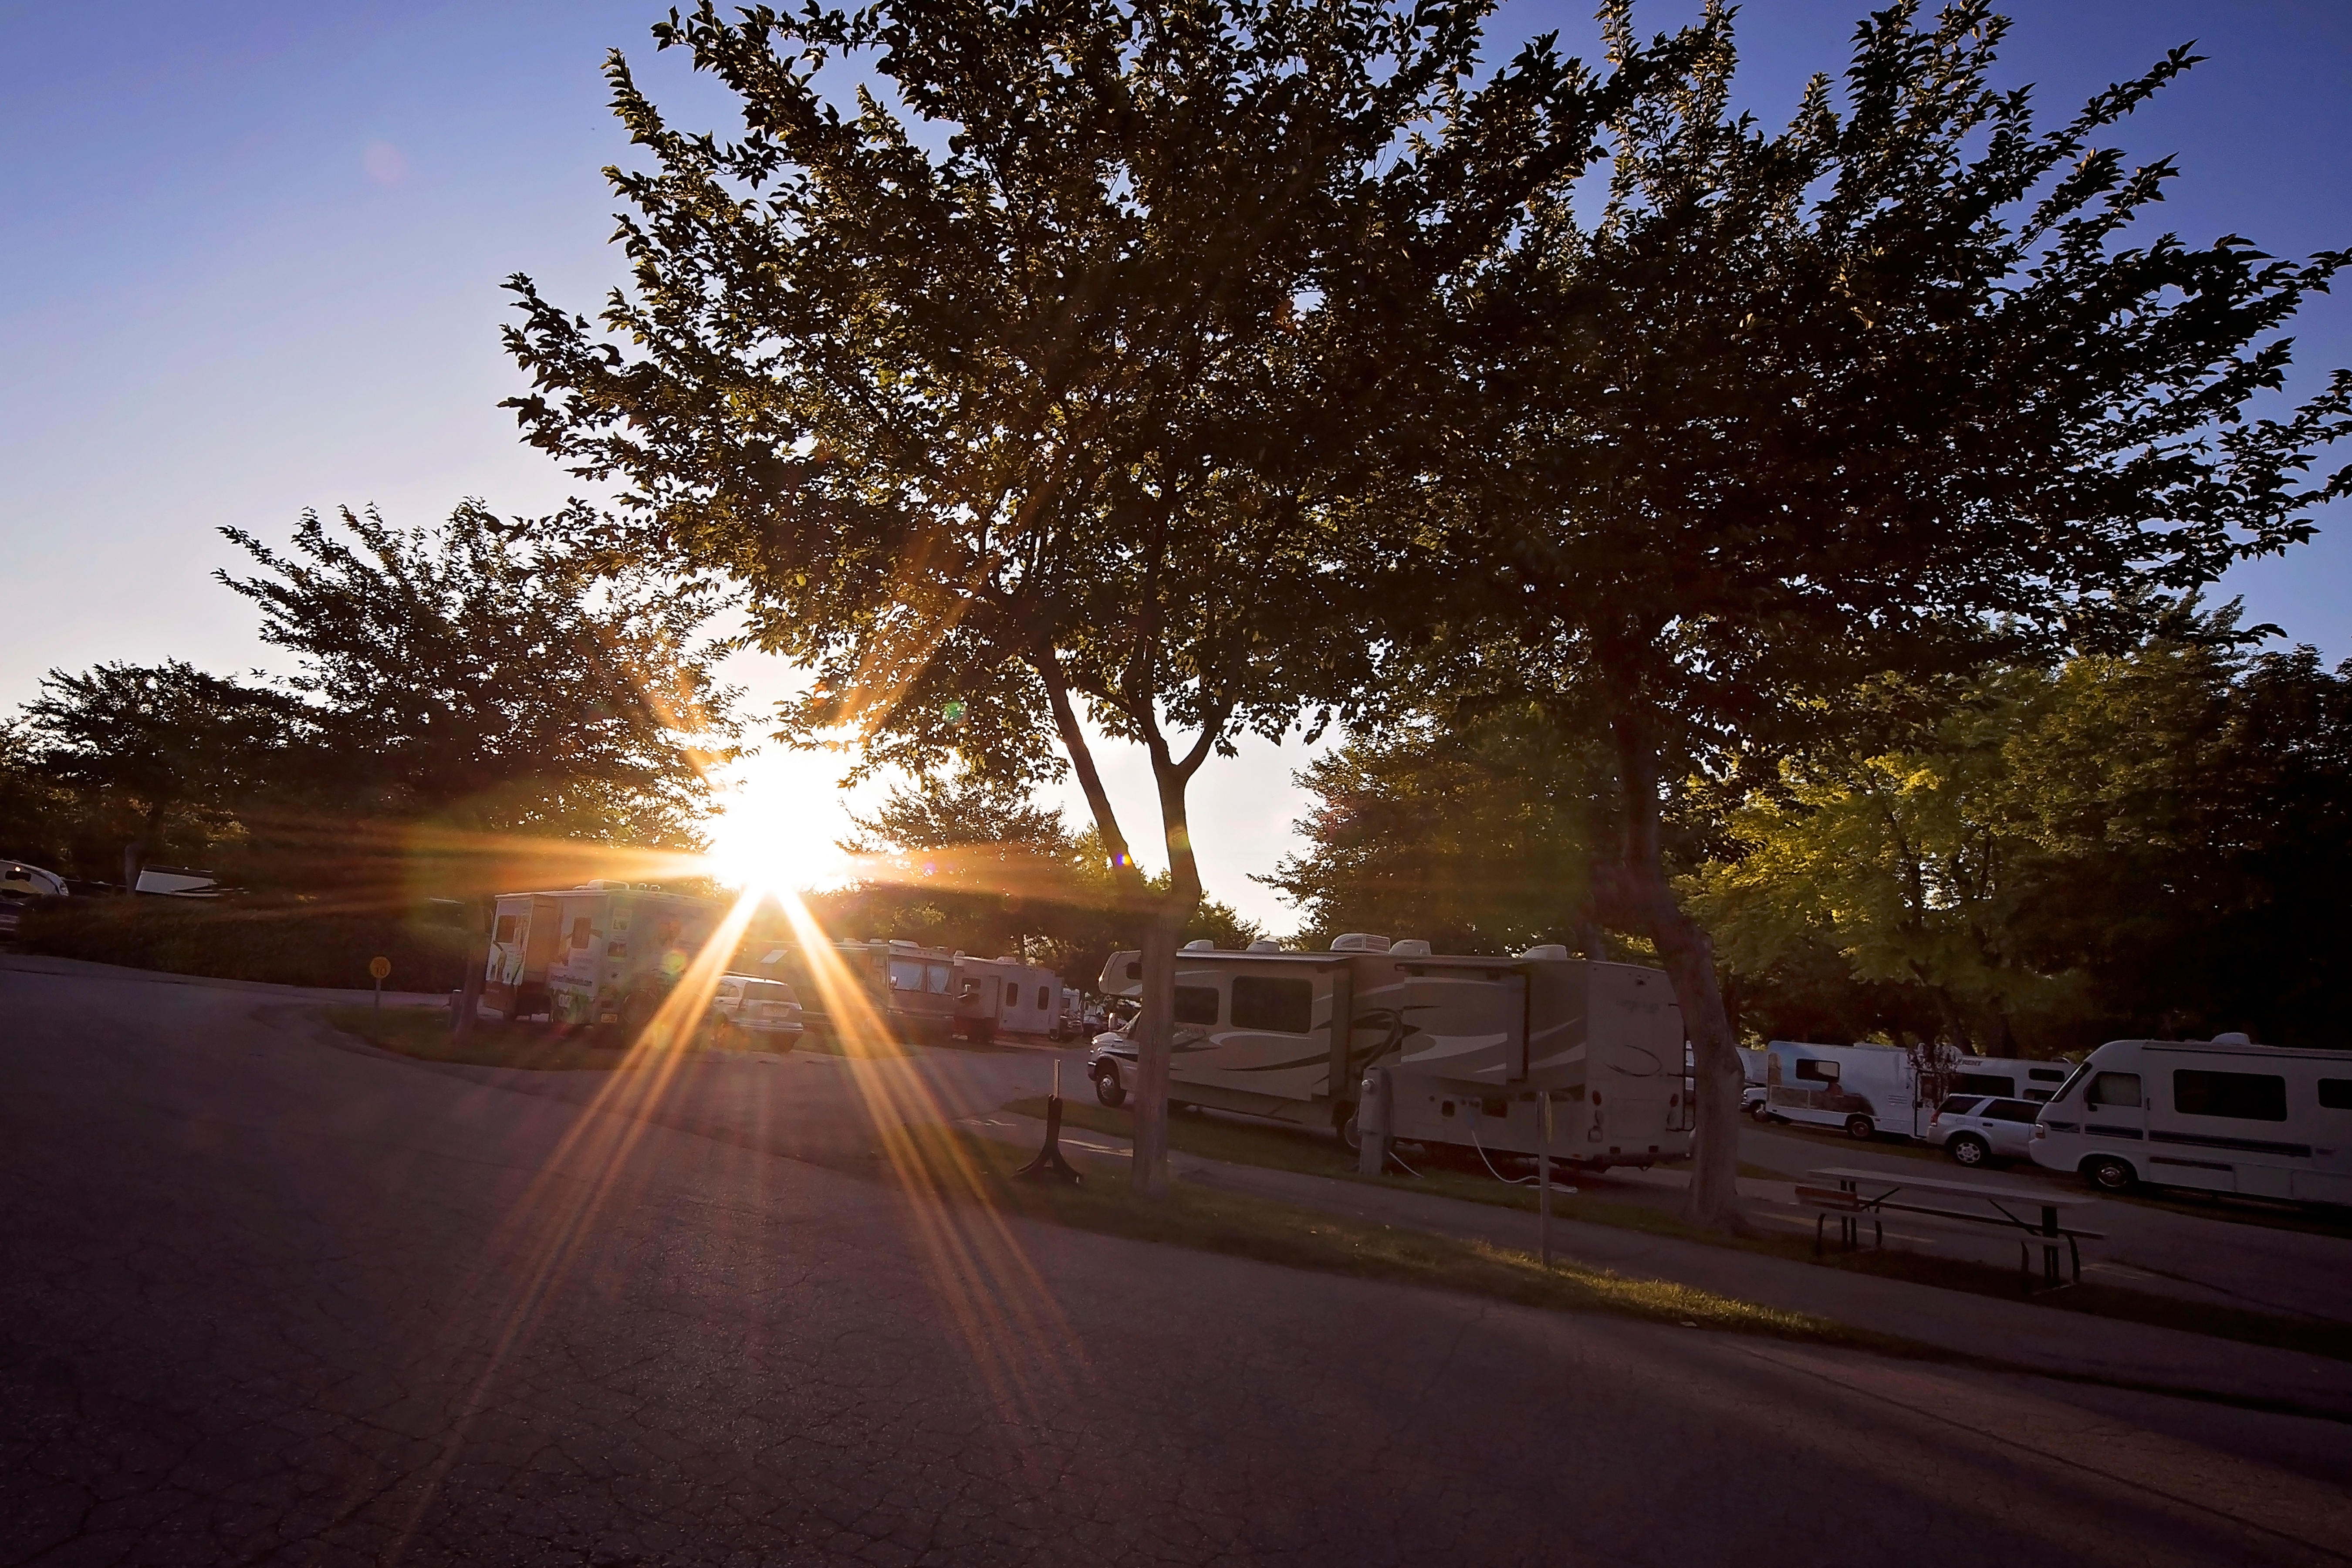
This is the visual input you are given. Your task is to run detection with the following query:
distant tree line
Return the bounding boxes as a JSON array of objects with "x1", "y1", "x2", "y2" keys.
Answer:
[{"x1": 1, "y1": 503, "x2": 736, "y2": 910}]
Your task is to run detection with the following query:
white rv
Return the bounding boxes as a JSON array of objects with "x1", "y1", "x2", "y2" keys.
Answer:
[
  {"x1": 1758, "y1": 1040, "x2": 1927, "y2": 1140},
  {"x1": 951, "y1": 955, "x2": 1065, "y2": 1043},
  {"x1": 2030, "y1": 1036, "x2": 2352, "y2": 1203},
  {"x1": 1088, "y1": 936, "x2": 1694, "y2": 1171},
  {"x1": 485, "y1": 882, "x2": 724, "y2": 1029},
  {"x1": 1946, "y1": 1054, "x2": 2075, "y2": 1104}
]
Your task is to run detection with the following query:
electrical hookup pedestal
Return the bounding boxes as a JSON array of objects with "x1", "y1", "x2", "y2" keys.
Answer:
[{"x1": 1017, "y1": 1060, "x2": 1083, "y2": 1184}]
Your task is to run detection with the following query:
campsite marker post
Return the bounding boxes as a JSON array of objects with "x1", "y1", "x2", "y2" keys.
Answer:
[
  {"x1": 369, "y1": 955, "x2": 391, "y2": 1010},
  {"x1": 1017, "y1": 1057, "x2": 1081, "y2": 1184},
  {"x1": 1538, "y1": 1092, "x2": 1552, "y2": 1267}
]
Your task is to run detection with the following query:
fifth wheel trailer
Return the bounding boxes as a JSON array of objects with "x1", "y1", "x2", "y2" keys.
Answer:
[{"x1": 1089, "y1": 936, "x2": 1693, "y2": 1169}]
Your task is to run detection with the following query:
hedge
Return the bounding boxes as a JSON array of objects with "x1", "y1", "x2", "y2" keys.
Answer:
[{"x1": 15, "y1": 895, "x2": 472, "y2": 992}]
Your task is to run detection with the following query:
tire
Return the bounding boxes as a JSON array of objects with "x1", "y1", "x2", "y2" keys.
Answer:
[
  {"x1": 1845, "y1": 1114, "x2": 1875, "y2": 1141},
  {"x1": 2083, "y1": 1154, "x2": 2136, "y2": 1193},
  {"x1": 1340, "y1": 1115, "x2": 1362, "y2": 1154},
  {"x1": 1094, "y1": 1066, "x2": 1127, "y2": 1109},
  {"x1": 620, "y1": 991, "x2": 656, "y2": 1034},
  {"x1": 1946, "y1": 1133, "x2": 1990, "y2": 1168},
  {"x1": 1748, "y1": 1100, "x2": 1772, "y2": 1122}
]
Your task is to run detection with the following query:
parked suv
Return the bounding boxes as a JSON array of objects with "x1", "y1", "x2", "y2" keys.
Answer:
[
  {"x1": 707, "y1": 975, "x2": 805, "y2": 1048},
  {"x1": 1928, "y1": 1094, "x2": 2041, "y2": 1166}
]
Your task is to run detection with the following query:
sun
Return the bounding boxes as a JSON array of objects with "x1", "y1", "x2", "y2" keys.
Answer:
[{"x1": 703, "y1": 749, "x2": 858, "y2": 896}]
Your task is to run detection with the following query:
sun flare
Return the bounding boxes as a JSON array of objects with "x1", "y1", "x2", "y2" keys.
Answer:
[{"x1": 703, "y1": 749, "x2": 859, "y2": 896}]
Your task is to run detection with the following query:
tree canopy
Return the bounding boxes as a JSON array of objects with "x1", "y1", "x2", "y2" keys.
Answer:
[{"x1": 500, "y1": 0, "x2": 1683, "y2": 1190}]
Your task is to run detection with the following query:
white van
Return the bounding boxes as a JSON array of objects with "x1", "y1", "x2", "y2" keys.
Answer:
[{"x1": 2030, "y1": 1037, "x2": 2352, "y2": 1203}]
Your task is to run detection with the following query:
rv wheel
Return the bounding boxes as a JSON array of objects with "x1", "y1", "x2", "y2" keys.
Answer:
[
  {"x1": 1094, "y1": 1066, "x2": 1126, "y2": 1109},
  {"x1": 1338, "y1": 1113, "x2": 1361, "y2": 1154},
  {"x1": 2083, "y1": 1155, "x2": 2136, "y2": 1193},
  {"x1": 1845, "y1": 1115, "x2": 1875, "y2": 1141},
  {"x1": 1748, "y1": 1100, "x2": 1772, "y2": 1123}
]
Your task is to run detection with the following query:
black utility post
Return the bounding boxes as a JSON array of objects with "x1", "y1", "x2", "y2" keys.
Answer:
[{"x1": 1017, "y1": 1059, "x2": 1082, "y2": 1184}]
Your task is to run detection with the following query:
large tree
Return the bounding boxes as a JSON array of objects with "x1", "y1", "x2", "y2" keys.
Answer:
[
  {"x1": 218, "y1": 502, "x2": 738, "y2": 1029},
  {"x1": 23, "y1": 661, "x2": 297, "y2": 892},
  {"x1": 1406, "y1": 1, "x2": 2352, "y2": 1227},
  {"x1": 501, "y1": 0, "x2": 1677, "y2": 1190}
]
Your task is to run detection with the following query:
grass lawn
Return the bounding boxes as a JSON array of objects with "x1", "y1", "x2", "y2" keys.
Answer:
[
  {"x1": 1010, "y1": 1095, "x2": 2352, "y2": 1365},
  {"x1": 325, "y1": 1005, "x2": 662, "y2": 1070},
  {"x1": 862, "y1": 1124, "x2": 1926, "y2": 1359}
]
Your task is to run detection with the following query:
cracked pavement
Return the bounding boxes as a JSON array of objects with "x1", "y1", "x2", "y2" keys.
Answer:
[{"x1": 3, "y1": 960, "x2": 2348, "y2": 1566}]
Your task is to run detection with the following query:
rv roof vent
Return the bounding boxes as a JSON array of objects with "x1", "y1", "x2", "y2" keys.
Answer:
[
  {"x1": 2211, "y1": 1031, "x2": 2253, "y2": 1045},
  {"x1": 888, "y1": 939, "x2": 918, "y2": 948},
  {"x1": 1245, "y1": 939, "x2": 1284, "y2": 953},
  {"x1": 1388, "y1": 939, "x2": 1433, "y2": 957},
  {"x1": 1520, "y1": 943, "x2": 1571, "y2": 960},
  {"x1": 1330, "y1": 933, "x2": 1391, "y2": 953},
  {"x1": 1182, "y1": 939, "x2": 1217, "y2": 951}
]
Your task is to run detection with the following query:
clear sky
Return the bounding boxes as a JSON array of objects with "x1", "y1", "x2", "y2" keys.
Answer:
[{"x1": 6, "y1": 1, "x2": 2348, "y2": 932}]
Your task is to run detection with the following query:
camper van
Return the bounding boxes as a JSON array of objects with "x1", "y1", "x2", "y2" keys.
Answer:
[
  {"x1": 951, "y1": 955, "x2": 1065, "y2": 1043},
  {"x1": 2030, "y1": 1037, "x2": 2352, "y2": 1203},
  {"x1": 747, "y1": 939, "x2": 961, "y2": 1044},
  {"x1": 1087, "y1": 936, "x2": 1693, "y2": 1171},
  {"x1": 1759, "y1": 1041, "x2": 1927, "y2": 1140},
  {"x1": 485, "y1": 882, "x2": 724, "y2": 1028}
]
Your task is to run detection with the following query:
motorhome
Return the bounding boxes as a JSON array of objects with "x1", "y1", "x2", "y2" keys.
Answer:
[
  {"x1": 951, "y1": 955, "x2": 1065, "y2": 1043},
  {"x1": 486, "y1": 882, "x2": 725, "y2": 1028},
  {"x1": 1088, "y1": 936, "x2": 1693, "y2": 1171},
  {"x1": 1759, "y1": 1040, "x2": 1927, "y2": 1140},
  {"x1": 1946, "y1": 1054, "x2": 2075, "y2": 1103},
  {"x1": 747, "y1": 939, "x2": 961, "y2": 1044},
  {"x1": 2030, "y1": 1036, "x2": 2352, "y2": 1203}
]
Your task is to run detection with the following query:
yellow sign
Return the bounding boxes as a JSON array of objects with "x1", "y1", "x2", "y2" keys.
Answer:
[{"x1": 368, "y1": 956, "x2": 392, "y2": 980}]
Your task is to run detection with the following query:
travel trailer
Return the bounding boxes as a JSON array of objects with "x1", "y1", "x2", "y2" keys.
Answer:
[
  {"x1": 485, "y1": 882, "x2": 725, "y2": 1027},
  {"x1": 951, "y1": 954, "x2": 1065, "y2": 1043},
  {"x1": 1759, "y1": 1040, "x2": 1927, "y2": 1140},
  {"x1": 1089, "y1": 936, "x2": 1693, "y2": 1171},
  {"x1": 748, "y1": 939, "x2": 961, "y2": 1044},
  {"x1": 2030, "y1": 1036, "x2": 2352, "y2": 1203}
]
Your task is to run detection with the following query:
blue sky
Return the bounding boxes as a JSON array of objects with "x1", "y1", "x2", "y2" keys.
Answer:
[{"x1": 5, "y1": 1, "x2": 2348, "y2": 931}]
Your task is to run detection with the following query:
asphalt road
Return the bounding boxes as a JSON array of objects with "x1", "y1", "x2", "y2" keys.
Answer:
[{"x1": 5, "y1": 960, "x2": 2349, "y2": 1567}]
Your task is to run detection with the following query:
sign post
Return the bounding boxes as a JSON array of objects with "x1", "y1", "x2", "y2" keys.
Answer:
[
  {"x1": 1538, "y1": 1090, "x2": 1552, "y2": 1267},
  {"x1": 369, "y1": 955, "x2": 391, "y2": 1010}
]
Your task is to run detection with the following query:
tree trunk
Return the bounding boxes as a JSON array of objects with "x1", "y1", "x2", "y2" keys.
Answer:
[
  {"x1": 1129, "y1": 905, "x2": 1183, "y2": 1195},
  {"x1": 450, "y1": 896, "x2": 490, "y2": 1043},
  {"x1": 1603, "y1": 703, "x2": 1747, "y2": 1233}
]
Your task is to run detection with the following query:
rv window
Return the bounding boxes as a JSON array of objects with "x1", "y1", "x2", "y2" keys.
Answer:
[
  {"x1": 1231, "y1": 976, "x2": 1313, "y2": 1034},
  {"x1": 2028, "y1": 1067, "x2": 2068, "y2": 1082},
  {"x1": 1037, "y1": 985, "x2": 1051, "y2": 1010},
  {"x1": 888, "y1": 959, "x2": 924, "y2": 991},
  {"x1": 568, "y1": 919, "x2": 593, "y2": 948},
  {"x1": 2173, "y1": 1069, "x2": 2286, "y2": 1122},
  {"x1": 493, "y1": 915, "x2": 519, "y2": 943},
  {"x1": 2320, "y1": 1080, "x2": 2352, "y2": 1111},
  {"x1": 926, "y1": 964, "x2": 953, "y2": 994},
  {"x1": 1953, "y1": 1072, "x2": 2015, "y2": 1098},
  {"x1": 2085, "y1": 1072, "x2": 2141, "y2": 1110},
  {"x1": 1794, "y1": 1058, "x2": 1841, "y2": 1084},
  {"x1": 1123, "y1": 960, "x2": 1142, "y2": 982},
  {"x1": 1174, "y1": 986, "x2": 1220, "y2": 1025}
]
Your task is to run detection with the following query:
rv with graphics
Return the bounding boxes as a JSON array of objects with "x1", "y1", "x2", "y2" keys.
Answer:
[
  {"x1": 1759, "y1": 1040, "x2": 1929, "y2": 1140},
  {"x1": 1088, "y1": 935, "x2": 1693, "y2": 1170},
  {"x1": 485, "y1": 882, "x2": 724, "y2": 1028},
  {"x1": 2030, "y1": 1036, "x2": 2352, "y2": 1203}
]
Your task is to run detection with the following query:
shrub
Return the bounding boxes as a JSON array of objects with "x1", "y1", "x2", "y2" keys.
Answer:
[{"x1": 16, "y1": 894, "x2": 470, "y2": 991}]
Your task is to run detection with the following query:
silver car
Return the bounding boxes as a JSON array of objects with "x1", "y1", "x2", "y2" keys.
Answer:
[
  {"x1": 1928, "y1": 1093, "x2": 2041, "y2": 1167},
  {"x1": 707, "y1": 975, "x2": 805, "y2": 1048}
]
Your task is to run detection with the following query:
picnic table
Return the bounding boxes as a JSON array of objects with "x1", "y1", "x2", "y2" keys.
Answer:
[{"x1": 1801, "y1": 1166, "x2": 2105, "y2": 1290}]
